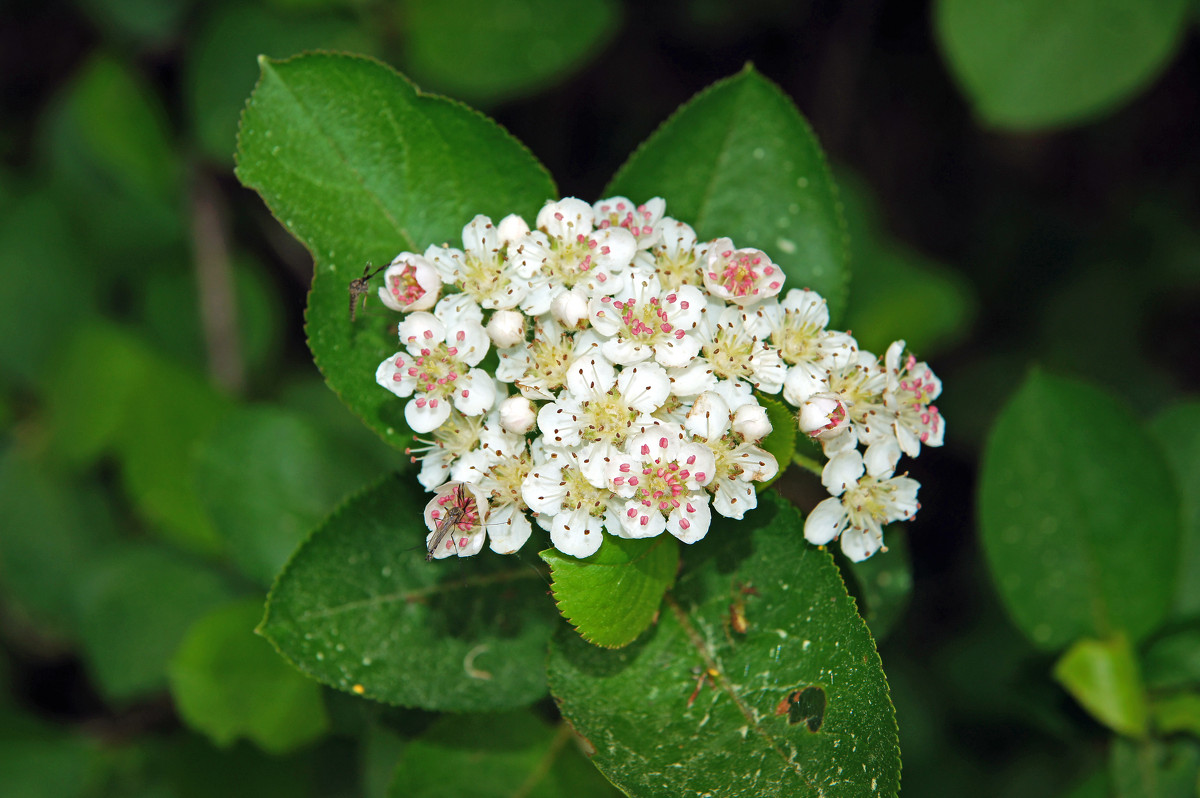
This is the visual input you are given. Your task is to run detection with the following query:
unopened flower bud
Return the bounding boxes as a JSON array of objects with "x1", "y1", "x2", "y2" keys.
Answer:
[
  {"x1": 732, "y1": 404, "x2": 772, "y2": 442},
  {"x1": 378, "y1": 253, "x2": 441, "y2": 312},
  {"x1": 486, "y1": 310, "x2": 525, "y2": 348},
  {"x1": 497, "y1": 213, "x2": 531, "y2": 246},
  {"x1": 499, "y1": 395, "x2": 536, "y2": 434},
  {"x1": 798, "y1": 392, "x2": 849, "y2": 439},
  {"x1": 551, "y1": 289, "x2": 589, "y2": 329}
]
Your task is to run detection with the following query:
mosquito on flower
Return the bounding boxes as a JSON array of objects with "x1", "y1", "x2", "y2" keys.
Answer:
[{"x1": 423, "y1": 481, "x2": 490, "y2": 560}]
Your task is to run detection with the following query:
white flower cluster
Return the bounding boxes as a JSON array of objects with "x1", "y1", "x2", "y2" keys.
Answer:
[{"x1": 374, "y1": 197, "x2": 943, "y2": 562}]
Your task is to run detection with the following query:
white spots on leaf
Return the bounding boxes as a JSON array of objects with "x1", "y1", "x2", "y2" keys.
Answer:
[
  {"x1": 802, "y1": 639, "x2": 811, "y2": 651},
  {"x1": 753, "y1": 147, "x2": 766, "y2": 160}
]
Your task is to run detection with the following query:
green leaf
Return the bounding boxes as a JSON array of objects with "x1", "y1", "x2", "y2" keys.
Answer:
[
  {"x1": 757, "y1": 395, "x2": 797, "y2": 489},
  {"x1": 169, "y1": 599, "x2": 330, "y2": 754},
  {"x1": 1143, "y1": 628, "x2": 1200, "y2": 690},
  {"x1": 387, "y1": 711, "x2": 621, "y2": 798},
  {"x1": 935, "y1": 0, "x2": 1192, "y2": 129},
  {"x1": 842, "y1": 526, "x2": 913, "y2": 641},
  {"x1": 185, "y1": 4, "x2": 376, "y2": 164},
  {"x1": 0, "y1": 725, "x2": 97, "y2": 798},
  {"x1": 540, "y1": 534, "x2": 679, "y2": 649},
  {"x1": 0, "y1": 447, "x2": 118, "y2": 636},
  {"x1": 363, "y1": 724, "x2": 408, "y2": 798},
  {"x1": 402, "y1": 0, "x2": 620, "y2": 104},
  {"x1": 236, "y1": 53, "x2": 555, "y2": 450},
  {"x1": 1053, "y1": 635, "x2": 1148, "y2": 738},
  {"x1": 75, "y1": 543, "x2": 234, "y2": 703},
  {"x1": 605, "y1": 66, "x2": 848, "y2": 319},
  {"x1": 0, "y1": 192, "x2": 93, "y2": 389},
  {"x1": 194, "y1": 406, "x2": 380, "y2": 586},
  {"x1": 45, "y1": 323, "x2": 231, "y2": 554},
  {"x1": 260, "y1": 474, "x2": 557, "y2": 711},
  {"x1": 41, "y1": 54, "x2": 184, "y2": 260},
  {"x1": 1149, "y1": 402, "x2": 1200, "y2": 617},
  {"x1": 1110, "y1": 737, "x2": 1200, "y2": 798},
  {"x1": 1152, "y1": 692, "x2": 1200, "y2": 737},
  {"x1": 978, "y1": 371, "x2": 1180, "y2": 650},
  {"x1": 547, "y1": 493, "x2": 899, "y2": 797}
]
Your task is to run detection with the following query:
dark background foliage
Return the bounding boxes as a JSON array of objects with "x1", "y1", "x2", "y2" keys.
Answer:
[{"x1": 1, "y1": 0, "x2": 1197, "y2": 796}]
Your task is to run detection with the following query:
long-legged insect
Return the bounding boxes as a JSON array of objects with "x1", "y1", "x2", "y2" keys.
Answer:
[
  {"x1": 424, "y1": 482, "x2": 484, "y2": 561},
  {"x1": 348, "y1": 261, "x2": 387, "y2": 322}
]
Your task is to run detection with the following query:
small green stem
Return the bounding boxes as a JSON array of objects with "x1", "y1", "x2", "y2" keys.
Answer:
[{"x1": 792, "y1": 451, "x2": 825, "y2": 478}]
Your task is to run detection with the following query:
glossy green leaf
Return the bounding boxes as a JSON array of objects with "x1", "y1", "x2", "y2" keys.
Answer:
[
  {"x1": 1110, "y1": 737, "x2": 1200, "y2": 798},
  {"x1": 540, "y1": 534, "x2": 678, "y2": 649},
  {"x1": 757, "y1": 395, "x2": 797, "y2": 489},
  {"x1": 979, "y1": 371, "x2": 1179, "y2": 650},
  {"x1": 194, "y1": 406, "x2": 379, "y2": 586},
  {"x1": 186, "y1": 4, "x2": 375, "y2": 164},
  {"x1": 1152, "y1": 692, "x2": 1200, "y2": 737},
  {"x1": 169, "y1": 600, "x2": 330, "y2": 754},
  {"x1": 75, "y1": 543, "x2": 234, "y2": 702},
  {"x1": 387, "y1": 711, "x2": 621, "y2": 798},
  {"x1": 605, "y1": 66, "x2": 848, "y2": 319},
  {"x1": 261, "y1": 474, "x2": 557, "y2": 711},
  {"x1": 547, "y1": 493, "x2": 899, "y2": 797},
  {"x1": 1149, "y1": 403, "x2": 1200, "y2": 617},
  {"x1": 843, "y1": 526, "x2": 913, "y2": 641},
  {"x1": 403, "y1": 0, "x2": 620, "y2": 103},
  {"x1": 935, "y1": 0, "x2": 1192, "y2": 129},
  {"x1": 1143, "y1": 628, "x2": 1200, "y2": 690},
  {"x1": 236, "y1": 53, "x2": 555, "y2": 450},
  {"x1": 1053, "y1": 635, "x2": 1148, "y2": 738}
]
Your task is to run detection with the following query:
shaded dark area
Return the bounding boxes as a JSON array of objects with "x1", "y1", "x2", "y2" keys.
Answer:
[{"x1": 1, "y1": 0, "x2": 1197, "y2": 796}]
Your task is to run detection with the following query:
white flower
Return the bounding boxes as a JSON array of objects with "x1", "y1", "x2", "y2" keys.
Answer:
[
  {"x1": 702, "y1": 238, "x2": 785, "y2": 306},
  {"x1": 815, "y1": 349, "x2": 890, "y2": 455},
  {"x1": 589, "y1": 274, "x2": 706, "y2": 368},
  {"x1": 606, "y1": 424, "x2": 716, "y2": 544},
  {"x1": 744, "y1": 289, "x2": 858, "y2": 405},
  {"x1": 454, "y1": 427, "x2": 535, "y2": 556},
  {"x1": 424, "y1": 481, "x2": 491, "y2": 559},
  {"x1": 684, "y1": 392, "x2": 778, "y2": 520},
  {"x1": 702, "y1": 305, "x2": 786, "y2": 394},
  {"x1": 425, "y1": 215, "x2": 526, "y2": 309},
  {"x1": 593, "y1": 196, "x2": 665, "y2": 249},
  {"x1": 377, "y1": 252, "x2": 441, "y2": 312},
  {"x1": 536, "y1": 354, "x2": 670, "y2": 485},
  {"x1": 550, "y1": 288, "x2": 590, "y2": 329},
  {"x1": 522, "y1": 448, "x2": 617, "y2": 558},
  {"x1": 637, "y1": 217, "x2": 707, "y2": 289},
  {"x1": 376, "y1": 294, "x2": 496, "y2": 433},
  {"x1": 884, "y1": 340, "x2": 944, "y2": 457},
  {"x1": 496, "y1": 316, "x2": 601, "y2": 401},
  {"x1": 405, "y1": 410, "x2": 487, "y2": 491},
  {"x1": 804, "y1": 449, "x2": 920, "y2": 562},
  {"x1": 513, "y1": 198, "x2": 638, "y2": 315}
]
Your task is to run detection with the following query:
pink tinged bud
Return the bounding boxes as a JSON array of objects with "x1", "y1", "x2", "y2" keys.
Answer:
[
  {"x1": 798, "y1": 393, "x2": 849, "y2": 439},
  {"x1": 498, "y1": 395, "x2": 536, "y2": 434},
  {"x1": 732, "y1": 404, "x2": 772, "y2": 442},
  {"x1": 486, "y1": 310, "x2": 525, "y2": 348}
]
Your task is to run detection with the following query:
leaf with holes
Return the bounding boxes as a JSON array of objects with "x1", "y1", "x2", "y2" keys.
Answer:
[
  {"x1": 540, "y1": 534, "x2": 679, "y2": 649},
  {"x1": 236, "y1": 53, "x2": 555, "y2": 450},
  {"x1": 261, "y1": 474, "x2": 557, "y2": 711},
  {"x1": 605, "y1": 66, "x2": 848, "y2": 320},
  {"x1": 547, "y1": 492, "x2": 899, "y2": 797}
]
